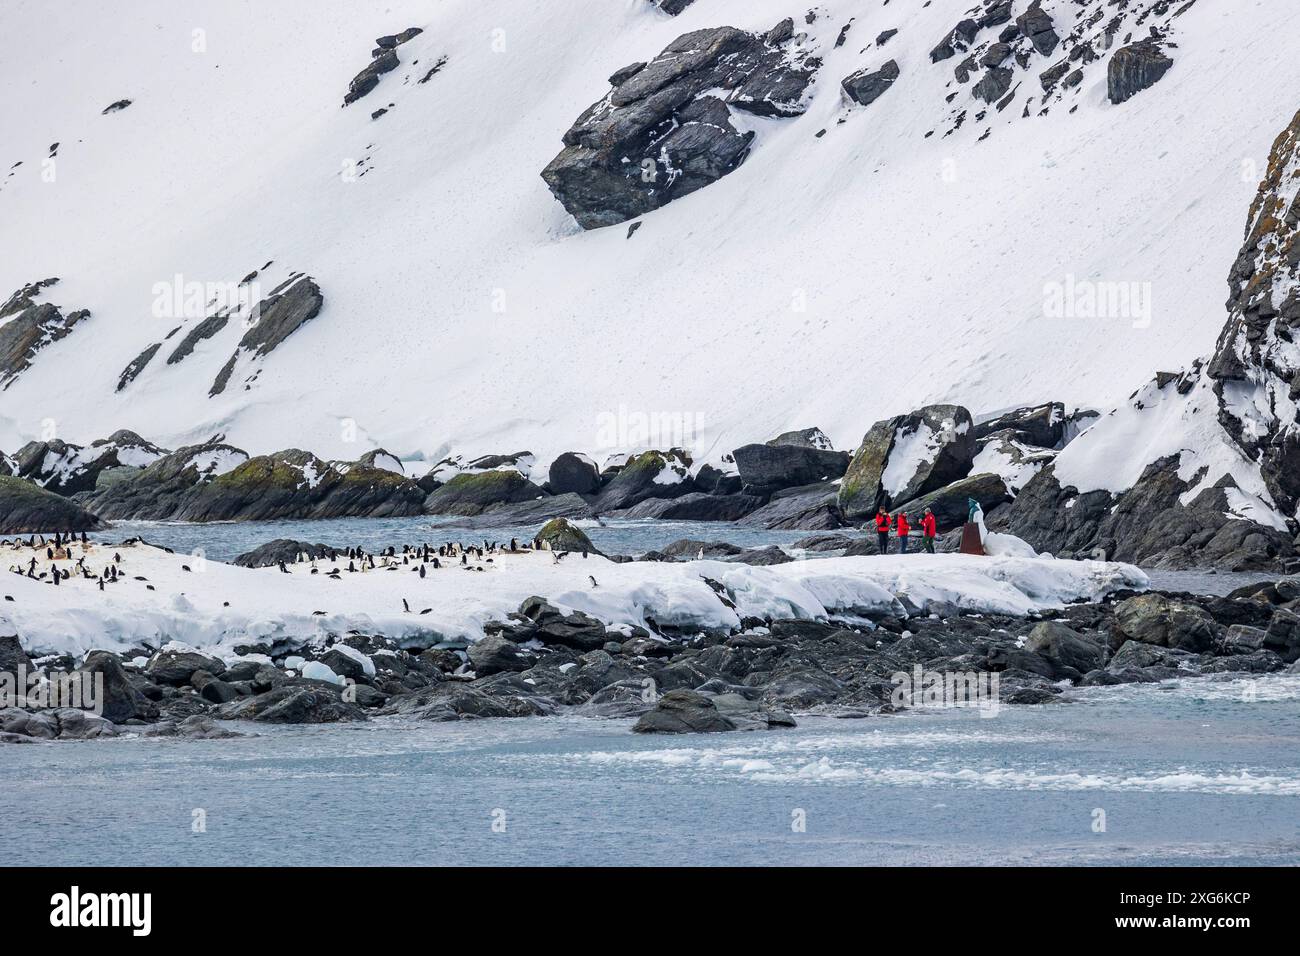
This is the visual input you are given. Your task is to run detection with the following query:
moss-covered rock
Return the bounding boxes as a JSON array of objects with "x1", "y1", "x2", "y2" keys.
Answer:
[
  {"x1": 83, "y1": 443, "x2": 423, "y2": 522},
  {"x1": 424, "y1": 469, "x2": 547, "y2": 516},
  {"x1": 0, "y1": 475, "x2": 106, "y2": 534},
  {"x1": 533, "y1": 517, "x2": 599, "y2": 554},
  {"x1": 593, "y1": 449, "x2": 694, "y2": 511},
  {"x1": 839, "y1": 405, "x2": 975, "y2": 521},
  {"x1": 181, "y1": 450, "x2": 424, "y2": 521}
]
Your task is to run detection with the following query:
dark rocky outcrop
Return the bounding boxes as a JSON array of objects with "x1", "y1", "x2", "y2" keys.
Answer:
[
  {"x1": 732, "y1": 441, "x2": 849, "y2": 498},
  {"x1": 998, "y1": 459, "x2": 1295, "y2": 570},
  {"x1": 0, "y1": 634, "x2": 32, "y2": 676},
  {"x1": 0, "y1": 476, "x2": 106, "y2": 533},
  {"x1": 117, "y1": 342, "x2": 161, "y2": 391},
  {"x1": 217, "y1": 685, "x2": 366, "y2": 723},
  {"x1": 999, "y1": 108, "x2": 1300, "y2": 571},
  {"x1": 973, "y1": 66, "x2": 1013, "y2": 104},
  {"x1": 592, "y1": 449, "x2": 694, "y2": 511},
  {"x1": 737, "y1": 481, "x2": 844, "y2": 530},
  {"x1": 612, "y1": 491, "x2": 763, "y2": 522},
  {"x1": 842, "y1": 59, "x2": 899, "y2": 107},
  {"x1": 166, "y1": 310, "x2": 231, "y2": 366},
  {"x1": 82, "y1": 442, "x2": 421, "y2": 522},
  {"x1": 81, "y1": 438, "x2": 249, "y2": 520},
  {"x1": 13, "y1": 430, "x2": 166, "y2": 496},
  {"x1": 343, "y1": 28, "x2": 422, "y2": 106},
  {"x1": 232, "y1": 538, "x2": 338, "y2": 568},
  {"x1": 0, "y1": 279, "x2": 90, "y2": 390},
  {"x1": 1208, "y1": 107, "x2": 1300, "y2": 516},
  {"x1": 1107, "y1": 39, "x2": 1173, "y2": 105},
  {"x1": 210, "y1": 276, "x2": 323, "y2": 396},
  {"x1": 930, "y1": 18, "x2": 980, "y2": 63},
  {"x1": 541, "y1": 23, "x2": 821, "y2": 228},
  {"x1": 1015, "y1": 3, "x2": 1060, "y2": 58},
  {"x1": 485, "y1": 596, "x2": 612, "y2": 653},
  {"x1": 973, "y1": 402, "x2": 1066, "y2": 447},
  {"x1": 78, "y1": 651, "x2": 159, "y2": 723},
  {"x1": 442, "y1": 493, "x2": 594, "y2": 528},
  {"x1": 167, "y1": 450, "x2": 424, "y2": 522},
  {"x1": 424, "y1": 469, "x2": 547, "y2": 517}
]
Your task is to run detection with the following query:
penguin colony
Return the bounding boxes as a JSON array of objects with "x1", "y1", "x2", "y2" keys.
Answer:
[{"x1": 2, "y1": 531, "x2": 598, "y2": 613}]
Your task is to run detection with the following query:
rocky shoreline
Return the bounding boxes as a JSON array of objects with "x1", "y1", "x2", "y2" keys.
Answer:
[{"x1": 4, "y1": 544, "x2": 1298, "y2": 743}]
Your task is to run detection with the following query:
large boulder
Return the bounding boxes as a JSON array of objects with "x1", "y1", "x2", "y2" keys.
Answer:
[
  {"x1": 498, "y1": 596, "x2": 610, "y2": 652},
  {"x1": 737, "y1": 482, "x2": 845, "y2": 530},
  {"x1": 533, "y1": 516, "x2": 598, "y2": 554},
  {"x1": 217, "y1": 686, "x2": 366, "y2": 723},
  {"x1": 1112, "y1": 594, "x2": 1216, "y2": 653},
  {"x1": 612, "y1": 492, "x2": 764, "y2": 521},
  {"x1": 467, "y1": 634, "x2": 534, "y2": 676},
  {"x1": 547, "y1": 452, "x2": 601, "y2": 495},
  {"x1": 838, "y1": 405, "x2": 975, "y2": 521},
  {"x1": 841, "y1": 59, "x2": 899, "y2": 107},
  {"x1": 1107, "y1": 40, "x2": 1173, "y2": 105},
  {"x1": 732, "y1": 442, "x2": 849, "y2": 498},
  {"x1": 0, "y1": 476, "x2": 105, "y2": 533},
  {"x1": 632, "y1": 689, "x2": 737, "y2": 734},
  {"x1": 975, "y1": 404, "x2": 1066, "y2": 448},
  {"x1": 232, "y1": 539, "x2": 338, "y2": 568},
  {"x1": 767, "y1": 427, "x2": 834, "y2": 450},
  {"x1": 1015, "y1": 3, "x2": 1060, "y2": 57},
  {"x1": 541, "y1": 24, "x2": 820, "y2": 228},
  {"x1": 145, "y1": 648, "x2": 226, "y2": 686},
  {"x1": 901, "y1": 473, "x2": 1012, "y2": 532},
  {"x1": 1025, "y1": 622, "x2": 1105, "y2": 677},
  {"x1": 78, "y1": 650, "x2": 159, "y2": 723},
  {"x1": 1264, "y1": 608, "x2": 1300, "y2": 663}
]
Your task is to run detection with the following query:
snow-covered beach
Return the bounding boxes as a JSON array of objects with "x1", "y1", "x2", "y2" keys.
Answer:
[{"x1": 3, "y1": 537, "x2": 1147, "y2": 659}]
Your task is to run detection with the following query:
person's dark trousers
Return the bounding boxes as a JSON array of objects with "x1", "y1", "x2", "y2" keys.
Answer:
[
  {"x1": 899, "y1": 536, "x2": 908, "y2": 554},
  {"x1": 924, "y1": 536, "x2": 935, "y2": 554},
  {"x1": 878, "y1": 532, "x2": 888, "y2": 555}
]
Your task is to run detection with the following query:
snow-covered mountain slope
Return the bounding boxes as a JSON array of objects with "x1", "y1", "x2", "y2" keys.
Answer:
[{"x1": 2, "y1": 0, "x2": 1298, "y2": 471}]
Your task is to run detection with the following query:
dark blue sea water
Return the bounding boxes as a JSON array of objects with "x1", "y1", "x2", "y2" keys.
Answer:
[{"x1": 4, "y1": 673, "x2": 1298, "y2": 866}]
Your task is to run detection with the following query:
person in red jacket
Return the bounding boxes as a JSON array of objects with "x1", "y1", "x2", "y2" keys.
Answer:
[
  {"x1": 895, "y1": 511, "x2": 911, "y2": 554},
  {"x1": 921, "y1": 507, "x2": 938, "y2": 553},
  {"x1": 873, "y1": 509, "x2": 891, "y2": 555}
]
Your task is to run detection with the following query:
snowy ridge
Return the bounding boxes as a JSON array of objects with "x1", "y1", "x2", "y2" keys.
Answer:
[{"x1": 1, "y1": 0, "x2": 1298, "y2": 473}]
